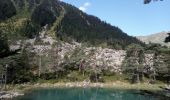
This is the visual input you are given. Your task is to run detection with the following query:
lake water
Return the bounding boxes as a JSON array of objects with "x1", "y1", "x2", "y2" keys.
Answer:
[{"x1": 13, "y1": 88, "x2": 166, "y2": 100}]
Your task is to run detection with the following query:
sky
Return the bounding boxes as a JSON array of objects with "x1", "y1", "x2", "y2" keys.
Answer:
[{"x1": 61, "y1": 0, "x2": 170, "y2": 36}]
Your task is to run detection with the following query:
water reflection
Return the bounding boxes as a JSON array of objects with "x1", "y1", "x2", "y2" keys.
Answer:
[{"x1": 14, "y1": 88, "x2": 165, "y2": 100}]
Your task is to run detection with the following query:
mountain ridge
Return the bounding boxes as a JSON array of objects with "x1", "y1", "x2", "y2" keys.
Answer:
[{"x1": 137, "y1": 31, "x2": 170, "y2": 47}]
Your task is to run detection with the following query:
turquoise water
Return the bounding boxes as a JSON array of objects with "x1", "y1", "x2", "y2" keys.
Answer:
[{"x1": 14, "y1": 88, "x2": 165, "y2": 100}]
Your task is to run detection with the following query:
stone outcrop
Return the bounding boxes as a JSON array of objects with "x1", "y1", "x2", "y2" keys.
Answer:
[
  {"x1": 84, "y1": 47, "x2": 126, "y2": 72},
  {"x1": 144, "y1": 53, "x2": 154, "y2": 72},
  {"x1": 9, "y1": 29, "x2": 154, "y2": 73}
]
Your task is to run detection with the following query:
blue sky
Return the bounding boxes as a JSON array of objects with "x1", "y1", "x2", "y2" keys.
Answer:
[{"x1": 61, "y1": 0, "x2": 170, "y2": 36}]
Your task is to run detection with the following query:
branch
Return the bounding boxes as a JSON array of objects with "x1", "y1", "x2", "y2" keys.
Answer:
[{"x1": 144, "y1": 0, "x2": 163, "y2": 4}]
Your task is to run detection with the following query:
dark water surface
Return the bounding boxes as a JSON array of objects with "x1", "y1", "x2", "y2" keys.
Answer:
[{"x1": 13, "y1": 88, "x2": 165, "y2": 100}]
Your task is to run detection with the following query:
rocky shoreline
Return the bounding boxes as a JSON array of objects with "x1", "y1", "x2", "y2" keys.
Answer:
[{"x1": 0, "y1": 91, "x2": 24, "y2": 99}]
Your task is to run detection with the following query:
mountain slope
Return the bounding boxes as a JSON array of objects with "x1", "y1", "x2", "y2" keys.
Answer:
[
  {"x1": 56, "y1": 2, "x2": 143, "y2": 48},
  {"x1": 137, "y1": 31, "x2": 170, "y2": 47},
  {"x1": 0, "y1": 0, "x2": 143, "y2": 49}
]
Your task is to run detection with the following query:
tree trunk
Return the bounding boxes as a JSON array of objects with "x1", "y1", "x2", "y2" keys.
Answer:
[
  {"x1": 153, "y1": 70, "x2": 156, "y2": 81},
  {"x1": 4, "y1": 64, "x2": 8, "y2": 89},
  {"x1": 0, "y1": 74, "x2": 3, "y2": 90},
  {"x1": 38, "y1": 56, "x2": 41, "y2": 77},
  {"x1": 136, "y1": 73, "x2": 140, "y2": 83}
]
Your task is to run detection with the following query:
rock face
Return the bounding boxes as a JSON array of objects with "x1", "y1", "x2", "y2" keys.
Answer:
[
  {"x1": 137, "y1": 31, "x2": 170, "y2": 47},
  {"x1": 10, "y1": 27, "x2": 157, "y2": 74},
  {"x1": 10, "y1": 30, "x2": 158, "y2": 74},
  {"x1": 9, "y1": 27, "x2": 127, "y2": 73},
  {"x1": 10, "y1": 30, "x2": 157, "y2": 74},
  {"x1": 84, "y1": 47, "x2": 126, "y2": 72},
  {"x1": 143, "y1": 53, "x2": 154, "y2": 73}
]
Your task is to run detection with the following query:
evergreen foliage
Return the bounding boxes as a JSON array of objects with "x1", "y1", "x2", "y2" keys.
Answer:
[
  {"x1": 57, "y1": 3, "x2": 143, "y2": 49},
  {"x1": 0, "y1": 30, "x2": 9, "y2": 57},
  {"x1": 165, "y1": 33, "x2": 170, "y2": 43},
  {"x1": 20, "y1": 19, "x2": 40, "y2": 38},
  {"x1": 31, "y1": 0, "x2": 61, "y2": 26},
  {"x1": 0, "y1": 48, "x2": 35, "y2": 84},
  {"x1": 0, "y1": 0, "x2": 16, "y2": 21},
  {"x1": 123, "y1": 44, "x2": 145, "y2": 83}
]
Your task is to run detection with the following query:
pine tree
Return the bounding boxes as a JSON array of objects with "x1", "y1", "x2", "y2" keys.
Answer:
[
  {"x1": 123, "y1": 44, "x2": 145, "y2": 83},
  {"x1": 0, "y1": 30, "x2": 9, "y2": 58}
]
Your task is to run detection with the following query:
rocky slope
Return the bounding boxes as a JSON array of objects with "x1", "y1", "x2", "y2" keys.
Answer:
[
  {"x1": 9, "y1": 26, "x2": 126, "y2": 73},
  {"x1": 10, "y1": 28, "x2": 158, "y2": 74},
  {"x1": 137, "y1": 31, "x2": 170, "y2": 47}
]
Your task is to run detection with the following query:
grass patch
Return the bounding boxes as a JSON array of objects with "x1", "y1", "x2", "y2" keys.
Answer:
[{"x1": 103, "y1": 74, "x2": 128, "y2": 82}]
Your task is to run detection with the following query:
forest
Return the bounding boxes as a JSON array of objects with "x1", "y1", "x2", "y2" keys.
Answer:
[{"x1": 0, "y1": 0, "x2": 169, "y2": 86}]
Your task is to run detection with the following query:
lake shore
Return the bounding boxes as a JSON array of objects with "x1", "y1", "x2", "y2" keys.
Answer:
[
  {"x1": 6, "y1": 81, "x2": 166, "y2": 91},
  {"x1": 1, "y1": 81, "x2": 167, "y2": 99}
]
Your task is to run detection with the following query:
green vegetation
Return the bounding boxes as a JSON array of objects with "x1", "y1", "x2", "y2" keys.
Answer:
[
  {"x1": 123, "y1": 44, "x2": 145, "y2": 83},
  {"x1": 0, "y1": 30, "x2": 9, "y2": 57},
  {"x1": 20, "y1": 19, "x2": 40, "y2": 38},
  {"x1": 123, "y1": 43, "x2": 170, "y2": 84},
  {"x1": 1, "y1": 43, "x2": 169, "y2": 85},
  {"x1": 0, "y1": 0, "x2": 41, "y2": 42},
  {"x1": 0, "y1": 0, "x2": 16, "y2": 21},
  {"x1": 47, "y1": 5, "x2": 65, "y2": 38},
  {"x1": 0, "y1": 0, "x2": 143, "y2": 49},
  {"x1": 0, "y1": 48, "x2": 36, "y2": 84},
  {"x1": 56, "y1": 2, "x2": 143, "y2": 49},
  {"x1": 165, "y1": 33, "x2": 170, "y2": 43},
  {"x1": 0, "y1": 0, "x2": 169, "y2": 89},
  {"x1": 31, "y1": 0, "x2": 61, "y2": 26}
]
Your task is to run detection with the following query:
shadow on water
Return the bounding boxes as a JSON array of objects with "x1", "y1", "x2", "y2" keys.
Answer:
[
  {"x1": 13, "y1": 88, "x2": 170, "y2": 100},
  {"x1": 138, "y1": 90, "x2": 170, "y2": 100}
]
